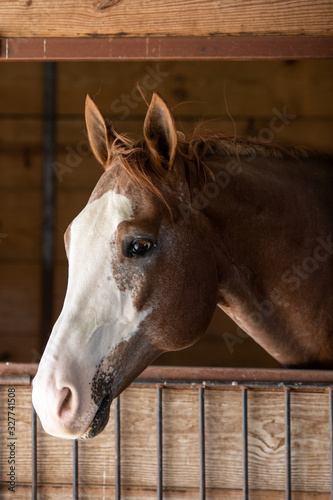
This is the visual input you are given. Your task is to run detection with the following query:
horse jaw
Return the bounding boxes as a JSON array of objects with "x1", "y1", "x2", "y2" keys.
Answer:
[{"x1": 32, "y1": 188, "x2": 154, "y2": 439}]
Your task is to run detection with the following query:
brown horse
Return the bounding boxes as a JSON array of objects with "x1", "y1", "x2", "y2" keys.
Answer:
[{"x1": 32, "y1": 93, "x2": 333, "y2": 439}]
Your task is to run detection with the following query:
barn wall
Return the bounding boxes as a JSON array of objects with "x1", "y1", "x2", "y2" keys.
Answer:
[{"x1": 0, "y1": 60, "x2": 332, "y2": 364}]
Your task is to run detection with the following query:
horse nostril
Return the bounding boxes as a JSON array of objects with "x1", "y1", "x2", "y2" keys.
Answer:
[{"x1": 58, "y1": 387, "x2": 72, "y2": 417}]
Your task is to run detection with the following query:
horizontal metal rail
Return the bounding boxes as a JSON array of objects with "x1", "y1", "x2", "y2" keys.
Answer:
[
  {"x1": 2, "y1": 363, "x2": 333, "y2": 385},
  {"x1": 1, "y1": 37, "x2": 333, "y2": 61}
]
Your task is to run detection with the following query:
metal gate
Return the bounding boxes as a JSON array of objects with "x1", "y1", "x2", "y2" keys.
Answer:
[{"x1": 1, "y1": 364, "x2": 333, "y2": 499}]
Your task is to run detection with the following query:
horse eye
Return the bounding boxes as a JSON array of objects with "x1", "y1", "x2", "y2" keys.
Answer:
[{"x1": 130, "y1": 239, "x2": 153, "y2": 257}]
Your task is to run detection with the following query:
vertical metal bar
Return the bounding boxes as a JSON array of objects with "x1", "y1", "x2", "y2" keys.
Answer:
[
  {"x1": 73, "y1": 440, "x2": 78, "y2": 500},
  {"x1": 285, "y1": 388, "x2": 292, "y2": 500},
  {"x1": 114, "y1": 396, "x2": 121, "y2": 500},
  {"x1": 40, "y1": 61, "x2": 57, "y2": 352},
  {"x1": 157, "y1": 385, "x2": 163, "y2": 500},
  {"x1": 199, "y1": 386, "x2": 206, "y2": 500},
  {"x1": 242, "y1": 387, "x2": 248, "y2": 500},
  {"x1": 31, "y1": 403, "x2": 37, "y2": 500},
  {"x1": 329, "y1": 387, "x2": 333, "y2": 500}
]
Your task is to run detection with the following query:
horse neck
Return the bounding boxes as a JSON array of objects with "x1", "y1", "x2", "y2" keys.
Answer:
[
  {"x1": 196, "y1": 152, "x2": 333, "y2": 365},
  {"x1": 199, "y1": 154, "x2": 294, "y2": 279}
]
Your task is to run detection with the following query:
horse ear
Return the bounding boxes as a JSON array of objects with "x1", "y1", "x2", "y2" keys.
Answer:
[
  {"x1": 143, "y1": 93, "x2": 177, "y2": 169},
  {"x1": 85, "y1": 95, "x2": 117, "y2": 169}
]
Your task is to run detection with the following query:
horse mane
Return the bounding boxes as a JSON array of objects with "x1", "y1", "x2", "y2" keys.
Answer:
[{"x1": 109, "y1": 128, "x2": 332, "y2": 209}]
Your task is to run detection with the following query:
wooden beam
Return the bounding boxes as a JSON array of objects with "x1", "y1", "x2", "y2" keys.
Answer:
[
  {"x1": 1, "y1": 37, "x2": 333, "y2": 61},
  {"x1": 0, "y1": 0, "x2": 332, "y2": 38}
]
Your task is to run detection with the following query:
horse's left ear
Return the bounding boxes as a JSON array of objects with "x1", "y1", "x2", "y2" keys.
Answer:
[
  {"x1": 85, "y1": 95, "x2": 117, "y2": 169},
  {"x1": 143, "y1": 93, "x2": 177, "y2": 170}
]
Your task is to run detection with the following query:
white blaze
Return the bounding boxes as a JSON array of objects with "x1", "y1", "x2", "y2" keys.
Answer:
[{"x1": 32, "y1": 190, "x2": 149, "y2": 438}]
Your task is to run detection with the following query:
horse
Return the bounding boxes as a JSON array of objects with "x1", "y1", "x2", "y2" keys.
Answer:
[{"x1": 32, "y1": 92, "x2": 333, "y2": 440}]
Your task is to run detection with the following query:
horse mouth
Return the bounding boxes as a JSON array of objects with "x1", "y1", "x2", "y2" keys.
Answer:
[{"x1": 82, "y1": 394, "x2": 112, "y2": 439}]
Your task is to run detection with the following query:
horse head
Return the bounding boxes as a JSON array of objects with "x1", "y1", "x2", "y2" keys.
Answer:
[{"x1": 32, "y1": 93, "x2": 219, "y2": 439}]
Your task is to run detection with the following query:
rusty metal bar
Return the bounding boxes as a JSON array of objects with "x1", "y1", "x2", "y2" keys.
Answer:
[
  {"x1": 199, "y1": 386, "x2": 206, "y2": 500},
  {"x1": 157, "y1": 385, "x2": 163, "y2": 500},
  {"x1": 242, "y1": 387, "x2": 248, "y2": 500},
  {"x1": 73, "y1": 440, "x2": 78, "y2": 500},
  {"x1": 136, "y1": 366, "x2": 333, "y2": 385},
  {"x1": 329, "y1": 387, "x2": 333, "y2": 500},
  {"x1": 0, "y1": 363, "x2": 38, "y2": 377},
  {"x1": 1, "y1": 37, "x2": 333, "y2": 61},
  {"x1": 285, "y1": 388, "x2": 292, "y2": 500},
  {"x1": 40, "y1": 61, "x2": 57, "y2": 352},
  {"x1": 31, "y1": 404, "x2": 37, "y2": 500},
  {"x1": 114, "y1": 396, "x2": 121, "y2": 500},
  {"x1": 2, "y1": 364, "x2": 333, "y2": 385}
]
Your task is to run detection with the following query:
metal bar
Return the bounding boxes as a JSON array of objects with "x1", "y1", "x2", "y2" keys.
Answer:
[
  {"x1": 157, "y1": 385, "x2": 163, "y2": 500},
  {"x1": 0, "y1": 363, "x2": 39, "y2": 377},
  {"x1": 40, "y1": 61, "x2": 57, "y2": 352},
  {"x1": 329, "y1": 387, "x2": 333, "y2": 500},
  {"x1": 0, "y1": 376, "x2": 31, "y2": 385},
  {"x1": 114, "y1": 396, "x2": 121, "y2": 500},
  {"x1": 1, "y1": 37, "x2": 333, "y2": 61},
  {"x1": 135, "y1": 366, "x2": 333, "y2": 385},
  {"x1": 73, "y1": 440, "x2": 79, "y2": 500},
  {"x1": 242, "y1": 387, "x2": 248, "y2": 500},
  {"x1": 199, "y1": 386, "x2": 205, "y2": 500},
  {"x1": 285, "y1": 388, "x2": 292, "y2": 500},
  {"x1": 3, "y1": 364, "x2": 333, "y2": 386},
  {"x1": 31, "y1": 404, "x2": 37, "y2": 500}
]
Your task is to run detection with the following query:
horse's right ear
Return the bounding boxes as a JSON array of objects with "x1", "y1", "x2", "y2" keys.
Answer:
[{"x1": 85, "y1": 95, "x2": 117, "y2": 169}]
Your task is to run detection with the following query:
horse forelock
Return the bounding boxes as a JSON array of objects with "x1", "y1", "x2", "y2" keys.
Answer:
[{"x1": 95, "y1": 130, "x2": 331, "y2": 211}]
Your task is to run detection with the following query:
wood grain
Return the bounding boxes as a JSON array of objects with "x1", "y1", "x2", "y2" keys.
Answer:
[
  {"x1": 0, "y1": 384, "x2": 331, "y2": 497},
  {"x1": 0, "y1": 0, "x2": 332, "y2": 37}
]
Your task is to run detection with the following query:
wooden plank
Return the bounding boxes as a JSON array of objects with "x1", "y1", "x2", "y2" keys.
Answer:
[
  {"x1": 0, "y1": 265, "x2": 40, "y2": 335},
  {"x1": 0, "y1": 1, "x2": 332, "y2": 38},
  {"x1": 0, "y1": 61, "x2": 332, "y2": 119},
  {"x1": 0, "y1": 191, "x2": 41, "y2": 261},
  {"x1": 0, "y1": 62, "x2": 42, "y2": 113},
  {"x1": 55, "y1": 60, "x2": 333, "y2": 118}
]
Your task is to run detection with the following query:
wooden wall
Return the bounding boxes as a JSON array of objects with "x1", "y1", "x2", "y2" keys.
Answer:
[
  {"x1": 0, "y1": 382, "x2": 332, "y2": 498},
  {"x1": 0, "y1": 0, "x2": 331, "y2": 37},
  {"x1": 0, "y1": 60, "x2": 332, "y2": 365}
]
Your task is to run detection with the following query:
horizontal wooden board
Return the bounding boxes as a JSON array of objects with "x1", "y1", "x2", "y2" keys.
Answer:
[
  {"x1": 0, "y1": 62, "x2": 43, "y2": 114},
  {"x1": 55, "y1": 60, "x2": 333, "y2": 118},
  {"x1": 0, "y1": 264, "x2": 40, "y2": 335},
  {"x1": 0, "y1": 385, "x2": 331, "y2": 497},
  {"x1": 1, "y1": 61, "x2": 333, "y2": 117},
  {"x1": 0, "y1": 0, "x2": 332, "y2": 37}
]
